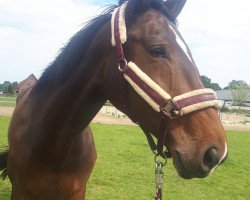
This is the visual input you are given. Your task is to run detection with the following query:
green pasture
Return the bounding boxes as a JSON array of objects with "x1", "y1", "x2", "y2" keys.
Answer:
[
  {"x1": 0, "y1": 96, "x2": 16, "y2": 107},
  {"x1": 0, "y1": 117, "x2": 249, "y2": 199}
]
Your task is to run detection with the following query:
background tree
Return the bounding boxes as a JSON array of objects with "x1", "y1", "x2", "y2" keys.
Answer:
[
  {"x1": 7, "y1": 84, "x2": 14, "y2": 95},
  {"x1": 12, "y1": 81, "x2": 18, "y2": 89},
  {"x1": 200, "y1": 75, "x2": 211, "y2": 88},
  {"x1": 0, "y1": 81, "x2": 18, "y2": 95},
  {"x1": 210, "y1": 83, "x2": 221, "y2": 91},
  {"x1": 200, "y1": 75, "x2": 221, "y2": 91},
  {"x1": 0, "y1": 83, "x2": 3, "y2": 91},
  {"x1": 224, "y1": 80, "x2": 248, "y2": 89},
  {"x1": 1, "y1": 81, "x2": 16, "y2": 95},
  {"x1": 231, "y1": 84, "x2": 250, "y2": 110},
  {"x1": 3, "y1": 81, "x2": 11, "y2": 94}
]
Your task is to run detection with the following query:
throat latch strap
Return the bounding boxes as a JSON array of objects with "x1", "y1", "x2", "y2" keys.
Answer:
[{"x1": 140, "y1": 118, "x2": 170, "y2": 158}]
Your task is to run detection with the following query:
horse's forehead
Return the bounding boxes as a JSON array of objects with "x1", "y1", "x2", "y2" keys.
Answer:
[{"x1": 131, "y1": 10, "x2": 171, "y2": 36}]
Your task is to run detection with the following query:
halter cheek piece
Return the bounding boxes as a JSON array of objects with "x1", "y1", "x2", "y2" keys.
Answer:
[{"x1": 111, "y1": 2, "x2": 221, "y2": 158}]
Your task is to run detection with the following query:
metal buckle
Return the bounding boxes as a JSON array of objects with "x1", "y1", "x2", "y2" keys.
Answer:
[
  {"x1": 118, "y1": 59, "x2": 127, "y2": 72},
  {"x1": 152, "y1": 149, "x2": 170, "y2": 160},
  {"x1": 161, "y1": 99, "x2": 180, "y2": 119},
  {"x1": 155, "y1": 154, "x2": 167, "y2": 188},
  {"x1": 155, "y1": 154, "x2": 167, "y2": 167}
]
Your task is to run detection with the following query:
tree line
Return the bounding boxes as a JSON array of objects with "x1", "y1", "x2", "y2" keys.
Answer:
[
  {"x1": 200, "y1": 76, "x2": 250, "y2": 109},
  {"x1": 200, "y1": 75, "x2": 249, "y2": 91},
  {"x1": 1, "y1": 76, "x2": 247, "y2": 92},
  {"x1": 0, "y1": 81, "x2": 18, "y2": 95}
]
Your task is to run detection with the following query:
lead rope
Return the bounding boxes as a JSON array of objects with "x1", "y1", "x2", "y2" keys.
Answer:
[
  {"x1": 155, "y1": 156, "x2": 167, "y2": 200},
  {"x1": 138, "y1": 113, "x2": 169, "y2": 200}
]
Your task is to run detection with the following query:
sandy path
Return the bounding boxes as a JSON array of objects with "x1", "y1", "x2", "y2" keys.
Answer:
[
  {"x1": 0, "y1": 107, "x2": 15, "y2": 117},
  {"x1": 0, "y1": 106, "x2": 135, "y2": 125},
  {"x1": 1, "y1": 106, "x2": 249, "y2": 131}
]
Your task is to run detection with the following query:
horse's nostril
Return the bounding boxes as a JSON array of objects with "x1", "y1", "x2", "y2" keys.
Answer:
[{"x1": 203, "y1": 147, "x2": 220, "y2": 170}]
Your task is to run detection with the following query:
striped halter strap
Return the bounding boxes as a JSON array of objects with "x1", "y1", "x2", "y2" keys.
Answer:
[{"x1": 111, "y1": 2, "x2": 220, "y2": 157}]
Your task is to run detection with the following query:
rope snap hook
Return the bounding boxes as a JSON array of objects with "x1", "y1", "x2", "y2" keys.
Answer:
[{"x1": 154, "y1": 155, "x2": 167, "y2": 200}]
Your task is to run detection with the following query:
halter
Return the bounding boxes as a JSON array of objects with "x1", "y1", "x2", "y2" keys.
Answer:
[
  {"x1": 111, "y1": 2, "x2": 220, "y2": 157},
  {"x1": 111, "y1": 2, "x2": 220, "y2": 199}
]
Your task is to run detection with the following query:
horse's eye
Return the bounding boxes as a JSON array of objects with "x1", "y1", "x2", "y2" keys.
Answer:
[{"x1": 149, "y1": 45, "x2": 167, "y2": 58}]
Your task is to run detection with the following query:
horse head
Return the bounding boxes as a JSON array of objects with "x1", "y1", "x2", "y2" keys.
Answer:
[{"x1": 106, "y1": 0, "x2": 227, "y2": 179}]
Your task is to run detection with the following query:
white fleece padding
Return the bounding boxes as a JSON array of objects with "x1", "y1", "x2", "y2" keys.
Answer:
[
  {"x1": 128, "y1": 62, "x2": 172, "y2": 100},
  {"x1": 125, "y1": 62, "x2": 220, "y2": 115},
  {"x1": 124, "y1": 74, "x2": 161, "y2": 112},
  {"x1": 111, "y1": 2, "x2": 127, "y2": 46},
  {"x1": 180, "y1": 100, "x2": 221, "y2": 116},
  {"x1": 173, "y1": 88, "x2": 216, "y2": 101},
  {"x1": 111, "y1": 7, "x2": 118, "y2": 46}
]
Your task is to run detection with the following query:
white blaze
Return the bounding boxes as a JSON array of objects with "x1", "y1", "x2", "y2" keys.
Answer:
[{"x1": 169, "y1": 25, "x2": 193, "y2": 63}]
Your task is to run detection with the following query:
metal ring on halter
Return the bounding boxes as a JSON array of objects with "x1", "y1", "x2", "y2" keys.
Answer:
[
  {"x1": 118, "y1": 59, "x2": 127, "y2": 72},
  {"x1": 154, "y1": 154, "x2": 167, "y2": 166}
]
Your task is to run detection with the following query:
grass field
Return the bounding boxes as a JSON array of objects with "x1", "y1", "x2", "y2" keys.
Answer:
[
  {"x1": 0, "y1": 96, "x2": 16, "y2": 107},
  {"x1": 0, "y1": 117, "x2": 249, "y2": 199}
]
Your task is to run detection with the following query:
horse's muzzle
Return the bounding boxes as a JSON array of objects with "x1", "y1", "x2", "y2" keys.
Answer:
[{"x1": 173, "y1": 145, "x2": 228, "y2": 179}]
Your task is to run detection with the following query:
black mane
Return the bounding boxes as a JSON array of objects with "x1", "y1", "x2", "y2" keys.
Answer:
[
  {"x1": 32, "y1": 6, "x2": 116, "y2": 93},
  {"x1": 32, "y1": 0, "x2": 176, "y2": 93}
]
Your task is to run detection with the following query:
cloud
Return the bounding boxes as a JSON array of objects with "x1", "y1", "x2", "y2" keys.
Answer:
[
  {"x1": 178, "y1": 0, "x2": 250, "y2": 87},
  {"x1": 0, "y1": 0, "x2": 102, "y2": 83}
]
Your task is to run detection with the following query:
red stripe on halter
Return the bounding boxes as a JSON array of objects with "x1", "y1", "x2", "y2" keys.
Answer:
[
  {"x1": 114, "y1": 7, "x2": 125, "y2": 61},
  {"x1": 174, "y1": 93, "x2": 217, "y2": 108},
  {"x1": 123, "y1": 65, "x2": 167, "y2": 108}
]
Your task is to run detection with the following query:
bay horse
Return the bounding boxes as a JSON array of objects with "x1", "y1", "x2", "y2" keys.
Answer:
[{"x1": 0, "y1": 0, "x2": 227, "y2": 199}]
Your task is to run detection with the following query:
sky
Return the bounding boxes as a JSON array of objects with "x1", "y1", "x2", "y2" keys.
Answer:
[{"x1": 0, "y1": 0, "x2": 249, "y2": 88}]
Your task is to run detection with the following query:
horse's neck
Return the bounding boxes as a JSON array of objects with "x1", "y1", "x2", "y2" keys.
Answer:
[
  {"x1": 26, "y1": 32, "x2": 113, "y2": 148},
  {"x1": 10, "y1": 23, "x2": 118, "y2": 164},
  {"x1": 31, "y1": 67, "x2": 106, "y2": 137}
]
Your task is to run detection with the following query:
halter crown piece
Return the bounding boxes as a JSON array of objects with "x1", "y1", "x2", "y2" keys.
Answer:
[{"x1": 111, "y1": 2, "x2": 221, "y2": 199}]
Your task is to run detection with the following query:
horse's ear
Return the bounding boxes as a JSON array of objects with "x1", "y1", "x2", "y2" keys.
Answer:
[{"x1": 164, "y1": 0, "x2": 187, "y2": 18}]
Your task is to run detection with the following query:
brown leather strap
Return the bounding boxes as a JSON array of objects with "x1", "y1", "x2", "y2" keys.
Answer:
[
  {"x1": 156, "y1": 118, "x2": 168, "y2": 157},
  {"x1": 140, "y1": 117, "x2": 169, "y2": 158},
  {"x1": 140, "y1": 126, "x2": 157, "y2": 152}
]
